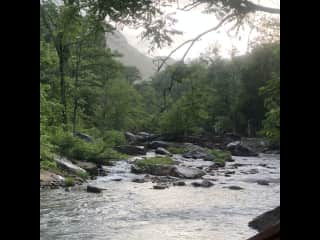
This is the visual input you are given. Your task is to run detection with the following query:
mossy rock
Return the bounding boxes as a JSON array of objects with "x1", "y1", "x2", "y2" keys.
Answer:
[
  {"x1": 206, "y1": 149, "x2": 232, "y2": 165},
  {"x1": 132, "y1": 157, "x2": 175, "y2": 176},
  {"x1": 167, "y1": 146, "x2": 189, "y2": 154}
]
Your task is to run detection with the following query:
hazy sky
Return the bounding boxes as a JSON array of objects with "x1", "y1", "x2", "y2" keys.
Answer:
[{"x1": 118, "y1": 0, "x2": 280, "y2": 60}]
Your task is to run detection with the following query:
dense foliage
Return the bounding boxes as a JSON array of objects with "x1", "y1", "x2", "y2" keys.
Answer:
[
  {"x1": 40, "y1": 1, "x2": 280, "y2": 171},
  {"x1": 136, "y1": 42, "x2": 280, "y2": 142}
]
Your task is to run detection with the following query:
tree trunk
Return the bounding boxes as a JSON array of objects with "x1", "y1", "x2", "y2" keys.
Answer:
[
  {"x1": 59, "y1": 54, "x2": 68, "y2": 130},
  {"x1": 72, "y1": 42, "x2": 82, "y2": 135}
]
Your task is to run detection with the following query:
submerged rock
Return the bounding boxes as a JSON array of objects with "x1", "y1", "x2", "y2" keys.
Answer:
[
  {"x1": 132, "y1": 178, "x2": 145, "y2": 183},
  {"x1": 86, "y1": 185, "x2": 106, "y2": 193},
  {"x1": 257, "y1": 180, "x2": 270, "y2": 186},
  {"x1": 153, "y1": 184, "x2": 168, "y2": 190},
  {"x1": 191, "y1": 180, "x2": 214, "y2": 188},
  {"x1": 173, "y1": 181, "x2": 186, "y2": 186},
  {"x1": 227, "y1": 186, "x2": 244, "y2": 190}
]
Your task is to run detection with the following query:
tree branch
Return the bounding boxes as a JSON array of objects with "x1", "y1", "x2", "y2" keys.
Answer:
[
  {"x1": 247, "y1": 1, "x2": 280, "y2": 14},
  {"x1": 181, "y1": 13, "x2": 236, "y2": 62}
]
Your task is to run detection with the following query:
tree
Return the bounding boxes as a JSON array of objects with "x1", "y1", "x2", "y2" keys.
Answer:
[{"x1": 41, "y1": 0, "x2": 83, "y2": 129}]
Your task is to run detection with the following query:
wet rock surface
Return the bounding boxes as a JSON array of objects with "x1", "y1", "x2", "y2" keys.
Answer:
[
  {"x1": 191, "y1": 180, "x2": 214, "y2": 188},
  {"x1": 114, "y1": 145, "x2": 147, "y2": 155},
  {"x1": 226, "y1": 141, "x2": 258, "y2": 157},
  {"x1": 86, "y1": 185, "x2": 106, "y2": 193},
  {"x1": 171, "y1": 165, "x2": 206, "y2": 179},
  {"x1": 249, "y1": 206, "x2": 280, "y2": 232}
]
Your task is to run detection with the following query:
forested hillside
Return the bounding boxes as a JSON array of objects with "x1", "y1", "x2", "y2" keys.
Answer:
[{"x1": 40, "y1": 0, "x2": 279, "y2": 171}]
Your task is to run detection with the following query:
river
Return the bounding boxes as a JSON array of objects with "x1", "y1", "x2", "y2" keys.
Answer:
[{"x1": 40, "y1": 153, "x2": 280, "y2": 240}]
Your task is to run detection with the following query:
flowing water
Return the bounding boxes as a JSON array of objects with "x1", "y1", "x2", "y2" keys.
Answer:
[{"x1": 40, "y1": 153, "x2": 280, "y2": 240}]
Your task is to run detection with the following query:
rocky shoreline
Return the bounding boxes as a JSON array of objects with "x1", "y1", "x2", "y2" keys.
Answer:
[{"x1": 40, "y1": 132, "x2": 280, "y2": 239}]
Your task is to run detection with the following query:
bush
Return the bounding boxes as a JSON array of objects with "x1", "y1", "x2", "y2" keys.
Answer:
[
  {"x1": 64, "y1": 177, "x2": 75, "y2": 187},
  {"x1": 206, "y1": 149, "x2": 232, "y2": 164},
  {"x1": 103, "y1": 130, "x2": 127, "y2": 147},
  {"x1": 167, "y1": 146, "x2": 189, "y2": 154},
  {"x1": 40, "y1": 159, "x2": 58, "y2": 171}
]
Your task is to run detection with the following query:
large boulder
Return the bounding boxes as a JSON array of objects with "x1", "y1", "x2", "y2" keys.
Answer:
[
  {"x1": 40, "y1": 169, "x2": 65, "y2": 188},
  {"x1": 249, "y1": 206, "x2": 280, "y2": 232},
  {"x1": 148, "y1": 141, "x2": 170, "y2": 149},
  {"x1": 53, "y1": 157, "x2": 87, "y2": 175},
  {"x1": 182, "y1": 150, "x2": 208, "y2": 159},
  {"x1": 171, "y1": 166, "x2": 205, "y2": 179},
  {"x1": 114, "y1": 145, "x2": 147, "y2": 155},
  {"x1": 73, "y1": 161, "x2": 106, "y2": 176},
  {"x1": 155, "y1": 147, "x2": 172, "y2": 156},
  {"x1": 131, "y1": 164, "x2": 175, "y2": 176},
  {"x1": 125, "y1": 132, "x2": 158, "y2": 144},
  {"x1": 226, "y1": 141, "x2": 258, "y2": 156},
  {"x1": 247, "y1": 222, "x2": 280, "y2": 240},
  {"x1": 125, "y1": 132, "x2": 139, "y2": 143}
]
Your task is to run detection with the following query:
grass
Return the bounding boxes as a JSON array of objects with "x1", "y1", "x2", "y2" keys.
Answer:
[
  {"x1": 135, "y1": 157, "x2": 174, "y2": 168},
  {"x1": 167, "y1": 146, "x2": 189, "y2": 154},
  {"x1": 64, "y1": 177, "x2": 75, "y2": 187},
  {"x1": 206, "y1": 149, "x2": 232, "y2": 164},
  {"x1": 75, "y1": 170, "x2": 89, "y2": 180}
]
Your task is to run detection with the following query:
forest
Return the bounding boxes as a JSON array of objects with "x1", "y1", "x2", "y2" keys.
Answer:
[
  {"x1": 41, "y1": 0, "x2": 279, "y2": 169},
  {"x1": 40, "y1": 1, "x2": 280, "y2": 239}
]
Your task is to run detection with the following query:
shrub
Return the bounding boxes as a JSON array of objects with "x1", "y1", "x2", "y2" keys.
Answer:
[
  {"x1": 40, "y1": 159, "x2": 58, "y2": 171},
  {"x1": 206, "y1": 149, "x2": 232, "y2": 164},
  {"x1": 167, "y1": 146, "x2": 189, "y2": 154},
  {"x1": 64, "y1": 177, "x2": 75, "y2": 187},
  {"x1": 103, "y1": 130, "x2": 127, "y2": 147}
]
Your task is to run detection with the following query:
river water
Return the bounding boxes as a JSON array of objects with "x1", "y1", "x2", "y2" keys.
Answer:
[{"x1": 40, "y1": 153, "x2": 280, "y2": 240}]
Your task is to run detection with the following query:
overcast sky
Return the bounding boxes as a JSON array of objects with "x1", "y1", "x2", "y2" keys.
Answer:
[{"x1": 118, "y1": 0, "x2": 280, "y2": 60}]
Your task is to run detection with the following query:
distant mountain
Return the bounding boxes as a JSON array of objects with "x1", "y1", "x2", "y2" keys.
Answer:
[{"x1": 105, "y1": 31, "x2": 174, "y2": 81}]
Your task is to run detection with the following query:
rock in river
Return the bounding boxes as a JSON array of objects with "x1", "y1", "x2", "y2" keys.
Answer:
[
  {"x1": 182, "y1": 150, "x2": 208, "y2": 159},
  {"x1": 73, "y1": 160, "x2": 106, "y2": 176},
  {"x1": 153, "y1": 184, "x2": 168, "y2": 190},
  {"x1": 191, "y1": 180, "x2": 214, "y2": 188},
  {"x1": 87, "y1": 185, "x2": 106, "y2": 193},
  {"x1": 114, "y1": 145, "x2": 147, "y2": 155},
  {"x1": 249, "y1": 206, "x2": 280, "y2": 232},
  {"x1": 148, "y1": 141, "x2": 170, "y2": 149},
  {"x1": 131, "y1": 164, "x2": 174, "y2": 176},
  {"x1": 53, "y1": 157, "x2": 87, "y2": 175},
  {"x1": 173, "y1": 181, "x2": 186, "y2": 186},
  {"x1": 226, "y1": 141, "x2": 258, "y2": 157},
  {"x1": 132, "y1": 178, "x2": 145, "y2": 183},
  {"x1": 155, "y1": 147, "x2": 172, "y2": 156},
  {"x1": 257, "y1": 180, "x2": 270, "y2": 186},
  {"x1": 227, "y1": 186, "x2": 244, "y2": 190},
  {"x1": 171, "y1": 166, "x2": 205, "y2": 179}
]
